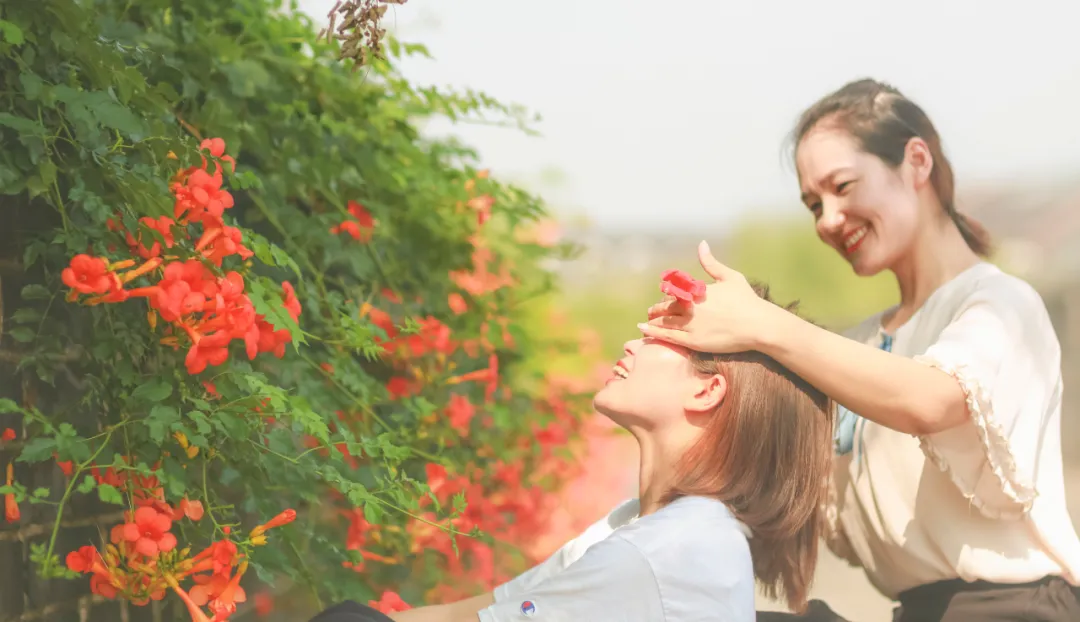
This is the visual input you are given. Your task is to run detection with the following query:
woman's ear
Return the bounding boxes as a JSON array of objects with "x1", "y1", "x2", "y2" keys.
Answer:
[
  {"x1": 685, "y1": 373, "x2": 727, "y2": 415},
  {"x1": 904, "y1": 136, "x2": 934, "y2": 188}
]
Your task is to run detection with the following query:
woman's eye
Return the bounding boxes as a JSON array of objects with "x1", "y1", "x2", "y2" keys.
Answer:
[
  {"x1": 836, "y1": 181, "x2": 853, "y2": 194},
  {"x1": 808, "y1": 203, "x2": 822, "y2": 216}
]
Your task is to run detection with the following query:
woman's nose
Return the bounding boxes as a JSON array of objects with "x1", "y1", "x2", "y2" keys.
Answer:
[
  {"x1": 819, "y1": 200, "x2": 846, "y2": 233},
  {"x1": 623, "y1": 339, "x2": 643, "y2": 355}
]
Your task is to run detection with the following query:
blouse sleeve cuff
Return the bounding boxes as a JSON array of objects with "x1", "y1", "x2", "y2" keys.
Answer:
[{"x1": 913, "y1": 355, "x2": 1037, "y2": 519}]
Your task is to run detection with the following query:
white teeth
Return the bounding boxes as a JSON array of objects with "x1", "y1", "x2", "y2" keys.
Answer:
[
  {"x1": 612, "y1": 366, "x2": 629, "y2": 379},
  {"x1": 844, "y1": 227, "x2": 868, "y2": 249}
]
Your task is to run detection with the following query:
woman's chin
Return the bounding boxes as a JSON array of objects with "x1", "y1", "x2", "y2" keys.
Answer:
[
  {"x1": 593, "y1": 392, "x2": 629, "y2": 425},
  {"x1": 847, "y1": 251, "x2": 888, "y2": 277}
]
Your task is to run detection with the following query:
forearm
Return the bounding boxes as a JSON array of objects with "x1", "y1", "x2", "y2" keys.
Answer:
[
  {"x1": 389, "y1": 593, "x2": 493, "y2": 622},
  {"x1": 756, "y1": 306, "x2": 968, "y2": 436}
]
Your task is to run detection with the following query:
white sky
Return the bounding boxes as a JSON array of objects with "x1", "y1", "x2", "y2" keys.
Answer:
[{"x1": 298, "y1": 0, "x2": 1080, "y2": 230}]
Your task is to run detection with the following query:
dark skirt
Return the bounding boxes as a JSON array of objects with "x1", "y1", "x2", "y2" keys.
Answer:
[{"x1": 756, "y1": 576, "x2": 1080, "y2": 622}]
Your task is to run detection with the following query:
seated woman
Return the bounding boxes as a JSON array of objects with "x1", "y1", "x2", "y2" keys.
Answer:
[{"x1": 312, "y1": 284, "x2": 835, "y2": 622}]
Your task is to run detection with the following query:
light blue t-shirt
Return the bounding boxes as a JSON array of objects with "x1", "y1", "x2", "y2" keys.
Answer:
[{"x1": 478, "y1": 496, "x2": 755, "y2": 622}]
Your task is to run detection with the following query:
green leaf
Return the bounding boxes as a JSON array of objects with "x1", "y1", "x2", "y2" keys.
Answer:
[
  {"x1": 11, "y1": 308, "x2": 41, "y2": 324},
  {"x1": 97, "y1": 484, "x2": 124, "y2": 505},
  {"x1": 222, "y1": 60, "x2": 272, "y2": 98},
  {"x1": 186, "y1": 411, "x2": 212, "y2": 436},
  {"x1": 0, "y1": 20, "x2": 24, "y2": 45},
  {"x1": 19, "y1": 73, "x2": 43, "y2": 100},
  {"x1": 94, "y1": 101, "x2": 146, "y2": 138},
  {"x1": 247, "y1": 277, "x2": 305, "y2": 347},
  {"x1": 0, "y1": 113, "x2": 45, "y2": 137},
  {"x1": 37, "y1": 160, "x2": 57, "y2": 188},
  {"x1": 8, "y1": 326, "x2": 35, "y2": 343},
  {"x1": 0, "y1": 398, "x2": 22, "y2": 414},
  {"x1": 362, "y1": 501, "x2": 383, "y2": 525},
  {"x1": 18, "y1": 437, "x2": 56, "y2": 463},
  {"x1": 32, "y1": 487, "x2": 50, "y2": 498},
  {"x1": 131, "y1": 377, "x2": 173, "y2": 403},
  {"x1": 20, "y1": 284, "x2": 51, "y2": 300},
  {"x1": 76, "y1": 475, "x2": 96, "y2": 495},
  {"x1": 146, "y1": 405, "x2": 180, "y2": 444},
  {"x1": 215, "y1": 410, "x2": 248, "y2": 439}
]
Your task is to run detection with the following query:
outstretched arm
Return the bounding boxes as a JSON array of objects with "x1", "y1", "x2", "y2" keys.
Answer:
[
  {"x1": 753, "y1": 306, "x2": 968, "y2": 436},
  {"x1": 389, "y1": 593, "x2": 494, "y2": 622},
  {"x1": 641, "y1": 241, "x2": 969, "y2": 437}
]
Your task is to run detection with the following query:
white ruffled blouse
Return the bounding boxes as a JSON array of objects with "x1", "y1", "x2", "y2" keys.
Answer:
[{"x1": 825, "y1": 261, "x2": 1080, "y2": 600}]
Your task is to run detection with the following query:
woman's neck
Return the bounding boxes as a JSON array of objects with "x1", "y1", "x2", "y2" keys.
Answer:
[
  {"x1": 634, "y1": 430, "x2": 687, "y2": 516},
  {"x1": 886, "y1": 218, "x2": 980, "y2": 330}
]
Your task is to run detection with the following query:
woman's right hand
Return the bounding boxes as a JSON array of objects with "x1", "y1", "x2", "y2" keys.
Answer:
[{"x1": 640, "y1": 241, "x2": 777, "y2": 354}]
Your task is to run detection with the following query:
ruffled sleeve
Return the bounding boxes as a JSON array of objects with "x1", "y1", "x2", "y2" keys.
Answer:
[{"x1": 913, "y1": 274, "x2": 1058, "y2": 519}]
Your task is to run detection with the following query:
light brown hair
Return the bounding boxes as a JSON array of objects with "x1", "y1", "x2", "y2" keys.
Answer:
[
  {"x1": 791, "y1": 77, "x2": 991, "y2": 257},
  {"x1": 663, "y1": 284, "x2": 833, "y2": 613}
]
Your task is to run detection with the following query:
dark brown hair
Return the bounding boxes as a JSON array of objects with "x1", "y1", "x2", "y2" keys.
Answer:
[
  {"x1": 791, "y1": 78, "x2": 991, "y2": 256},
  {"x1": 664, "y1": 285, "x2": 834, "y2": 613}
]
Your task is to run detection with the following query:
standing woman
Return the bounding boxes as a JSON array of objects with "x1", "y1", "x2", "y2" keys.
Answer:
[{"x1": 641, "y1": 78, "x2": 1080, "y2": 621}]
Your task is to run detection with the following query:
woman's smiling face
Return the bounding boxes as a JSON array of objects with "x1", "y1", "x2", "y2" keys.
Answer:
[
  {"x1": 593, "y1": 338, "x2": 703, "y2": 431},
  {"x1": 796, "y1": 125, "x2": 922, "y2": 277}
]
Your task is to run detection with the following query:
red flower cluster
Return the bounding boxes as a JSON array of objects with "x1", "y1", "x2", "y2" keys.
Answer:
[
  {"x1": 330, "y1": 200, "x2": 375, "y2": 242},
  {"x1": 60, "y1": 139, "x2": 302, "y2": 375},
  {"x1": 66, "y1": 493, "x2": 295, "y2": 622},
  {"x1": 659, "y1": 269, "x2": 706, "y2": 304},
  {"x1": 358, "y1": 295, "x2": 501, "y2": 404}
]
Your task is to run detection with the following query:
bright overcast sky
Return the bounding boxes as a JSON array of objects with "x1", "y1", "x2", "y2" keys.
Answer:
[{"x1": 298, "y1": 0, "x2": 1080, "y2": 231}]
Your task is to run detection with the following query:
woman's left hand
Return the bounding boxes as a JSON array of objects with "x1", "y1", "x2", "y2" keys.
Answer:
[{"x1": 640, "y1": 241, "x2": 774, "y2": 354}]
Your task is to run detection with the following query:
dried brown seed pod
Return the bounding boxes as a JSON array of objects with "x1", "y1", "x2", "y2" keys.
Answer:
[{"x1": 316, "y1": 0, "x2": 407, "y2": 69}]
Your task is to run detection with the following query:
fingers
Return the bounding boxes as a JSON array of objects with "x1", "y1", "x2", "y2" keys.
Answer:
[
  {"x1": 636, "y1": 322, "x2": 692, "y2": 347},
  {"x1": 647, "y1": 298, "x2": 691, "y2": 320},
  {"x1": 648, "y1": 314, "x2": 690, "y2": 330},
  {"x1": 697, "y1": 240, "x2": 740, "y2": 281}
]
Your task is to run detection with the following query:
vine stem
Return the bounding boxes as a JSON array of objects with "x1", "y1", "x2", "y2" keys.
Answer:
[
  {"x1": 297, "y1": 351, "x2": 441, "y2": 462},
  {"x1": 42, "y1": 429, "x2": 116, "y2": 576},
  {"x1": 370, "y1": 495, "x2": 473, "y2": 539},
  {"x1": 247, "y1": 193, "x2": 330, "y2": 301},
  {"x1": 248, "y1": 441, "x2": 465, "y2": 537},
  {"x1": 201, "y1": 459, "x2": 223, "y2": 535}
]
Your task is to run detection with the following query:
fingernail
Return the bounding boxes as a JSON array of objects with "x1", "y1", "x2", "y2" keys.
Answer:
[{"x1": 637, "y1": 323, "x2": 649, "y2": 332}]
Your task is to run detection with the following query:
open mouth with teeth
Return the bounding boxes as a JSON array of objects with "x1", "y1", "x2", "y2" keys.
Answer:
[
  {"x1": 843, "y1": 226, "x2": 869, "y2": 255},
  {"x1": 608, "y1": 362, "x2": 630, "y2": 383}
]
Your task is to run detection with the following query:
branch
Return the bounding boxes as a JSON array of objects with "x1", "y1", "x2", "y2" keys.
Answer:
[{"x1": 0, "y1": 510, "x2": 126, "y2": 542}]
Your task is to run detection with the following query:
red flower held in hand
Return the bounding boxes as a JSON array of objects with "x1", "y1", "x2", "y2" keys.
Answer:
[
  {"x1": 660, "y1": 269, "x2": 706, "y2": 304},
  {"x1": 369, "y1": 591, "x2": 411, "y2": 614}
]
